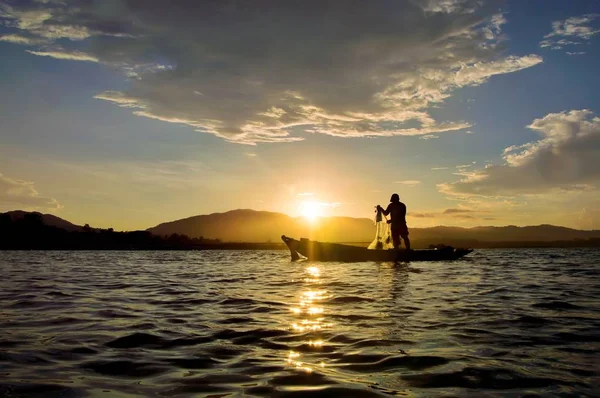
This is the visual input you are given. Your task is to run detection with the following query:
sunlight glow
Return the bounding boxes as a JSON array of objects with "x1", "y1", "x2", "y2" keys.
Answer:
[{"x1": 299, "y1": 201, "x2": 323, "y2": 221}]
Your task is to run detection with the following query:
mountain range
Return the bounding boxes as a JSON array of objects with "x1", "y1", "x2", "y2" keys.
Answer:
[
  {"x1": 148, "y1": 209, "x2": 600, "y2": 244},
  {"x1": 2, "y1": 210, "x2": 83, "y2": 232},
  {"x1": 3, "y1": 209, "x2": 600, "y2": 246}
]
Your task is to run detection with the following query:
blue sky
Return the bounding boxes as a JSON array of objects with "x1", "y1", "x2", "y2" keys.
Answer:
[{"x1": 0, "y1": 0, "x2": 599, "y2": 230}]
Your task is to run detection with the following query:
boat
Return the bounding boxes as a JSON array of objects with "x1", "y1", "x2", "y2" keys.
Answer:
[{"x1": 281, "y1": 235, "x2": 473, "y2": 262}]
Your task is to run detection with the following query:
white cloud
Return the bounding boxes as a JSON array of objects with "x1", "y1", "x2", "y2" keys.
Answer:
[
  {"x1": 420, "y1": 134, "x2": 440, "y2": 140},
  {"x1": 566, "y1": 51, "x2": 586, "y2": 56},
  {"x1": 93, "y1": 91, "x2": 144, "y2": 108},
  {"x1": 0, "y1": 1, "x2": 542, "y2": 144},
  {"x1": 0, "y1": 4, "x2": 105, "y2": 40},
  {"x1": 26, "y1": 49, "x2": 99, "y2": 62},
  {"x1": 452, "y1": 55, "x2": 542, "y2": 87},
  {"x1": 395, "y1": 180, "x2": 422, "y2": 187},
  {"x1": 0, "y1": 172, "x2": 61, "y2": 211},
  {"x1": 421, "y1": 0, "x2": 480, "y2": 14},
  {"x1": 0, "y1": 33, "x2": 44, "y2": 45},
  {"x1": 439, "y1": 110, "x2": 600, "y2": 197},
  {"x1": 540, "y1": 14, "x2": 600, "y2": 51},
  {"x1": 547, "y1": 14, "x2": 600, "y2": 39},
  {"x1": 431, "y1": 167, "x2": 449, "y2": 170}
]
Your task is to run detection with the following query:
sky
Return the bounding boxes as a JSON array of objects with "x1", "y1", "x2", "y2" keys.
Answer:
[{"x1": 0, "y1": 0, "x2": 599, "y2": 231}]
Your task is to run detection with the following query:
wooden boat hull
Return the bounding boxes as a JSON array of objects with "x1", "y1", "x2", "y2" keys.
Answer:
[{"x1": 281, "y1": 235, "x2": 472, "y2": 262}]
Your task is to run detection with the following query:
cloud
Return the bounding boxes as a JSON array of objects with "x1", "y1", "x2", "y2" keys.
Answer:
[
  {"x1": 395, "y1": 180, "x2": 422, "y2": 187},
  {"x1": 0, "y1": 33, "x2": 44, "y2": 44},
  {"x1": 0, "y1": 172, "x2": 61, "y2": 210},
  {"x1": 439, "y1": 109, "x2": 600, "y2": 197},
  {"x1": 410, "y1": 212, "x2": 436, "y2": 218},
  {"x1": 546, "y1": 14, "x2": 600, "y2": 39},
  {"x1": 442, "y1": 208, "x2": 476, "y2": 214},
  {"x1": 26, "y1": 49, "x2": 99, "y2": 62},
  {"x1": 431, "y1": 167, "x2": 449, "y2": 170},
  {"x1": 93, "y1": 91, "x2": 144, "y2": 108},
  {"x1": 0, "y1": 3, "x2": 119, "y2": 40},
  {"x1": 0, "y1": 1, "x2": 542, "y2": 144},
  {"x1": 451, "y1": 214, "x2": 475, "y2": 219},
  {"x1": 422, "y1": 0, "x2": 480, "y2": 14},
  {"x1": 420, "y1": 134, "x2": 440, "y2": 140},
  {"x1": 566, "y1": 52, "x2": 586, "y2": 56},
  {"x1": 540, "y1": 14, "x2": 600, "y2": 51},
  {"x1": 410, "y1": 207, "x2": 485, "y2": 220}
]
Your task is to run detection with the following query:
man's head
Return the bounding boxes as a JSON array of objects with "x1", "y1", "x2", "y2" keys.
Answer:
[{"x1": 390, "y1": 193, "x2": 400, "y2": 203}]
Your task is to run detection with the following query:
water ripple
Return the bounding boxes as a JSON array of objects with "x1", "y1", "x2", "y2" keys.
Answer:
[{"x1": 0, "y1": 248, "x2": 599, "y2": 396}]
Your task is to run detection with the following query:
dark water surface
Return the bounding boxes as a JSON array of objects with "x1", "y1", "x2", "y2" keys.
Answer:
[{"x1": 1, "y1": 249, "x2": 599, "y2": 397}]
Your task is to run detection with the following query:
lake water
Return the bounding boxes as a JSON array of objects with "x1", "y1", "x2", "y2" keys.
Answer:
[{"x1": 1, "y1": 249, "x2": 599, "y2": 397}]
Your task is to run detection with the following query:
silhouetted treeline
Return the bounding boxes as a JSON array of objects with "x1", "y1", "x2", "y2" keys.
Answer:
[{"x1": 0, "y1": 213, "x2": 286, "y2": 250}]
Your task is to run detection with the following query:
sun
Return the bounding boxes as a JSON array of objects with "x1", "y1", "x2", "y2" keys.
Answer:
[{"x1": 299, "y1": 201, "x2": 323, "y2": 221}]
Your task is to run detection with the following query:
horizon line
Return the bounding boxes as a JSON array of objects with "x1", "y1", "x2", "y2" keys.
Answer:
[{"x1": 2, "y1": 208, "x2": 599, "y2": 233}]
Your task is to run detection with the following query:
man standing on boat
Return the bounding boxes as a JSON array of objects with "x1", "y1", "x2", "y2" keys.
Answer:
[{"x1": 377, "y1": 194, "x2": 411, "y2": 250}]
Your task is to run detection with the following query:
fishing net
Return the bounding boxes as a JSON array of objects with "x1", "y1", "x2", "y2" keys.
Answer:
[{"x1": 368, "y1": 207, "x2": 394, "y2": 250}]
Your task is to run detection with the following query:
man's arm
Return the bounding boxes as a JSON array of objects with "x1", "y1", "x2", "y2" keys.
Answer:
[{"x1": 381, "y1": 204, "x2": 391, "y2": 216}]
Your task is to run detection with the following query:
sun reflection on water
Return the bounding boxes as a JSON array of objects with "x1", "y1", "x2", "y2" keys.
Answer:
[
  {"x1": 287, "y1": 351, "x2": 313, "y2": 373},
  {"x1": 303, "y1": 266, "x2": 321, "y2": 283},
  {"x1": 286, "y1": 264, "x2": 332, "y2": 373},
  {"x1": 307, "y1": 307, "x2": 324, "y2": 315}
]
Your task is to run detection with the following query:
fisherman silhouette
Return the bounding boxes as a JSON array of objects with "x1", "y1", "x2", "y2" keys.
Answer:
[{"x1": 377, "y1": 193, "x2": 411, "y2": 250}]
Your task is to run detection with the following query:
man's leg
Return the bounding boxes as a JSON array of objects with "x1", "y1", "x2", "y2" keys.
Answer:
[
  {"x1": 401, "y1": 234, "x2": 411, "y2": 250},
  {"x1": 392, "y1": 230, "x2": 400, "y2": 249}
]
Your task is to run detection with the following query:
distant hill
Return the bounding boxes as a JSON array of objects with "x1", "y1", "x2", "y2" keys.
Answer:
[
  {"x1": 414, "y1": 225, "x2": 600, "y2": 242},
  {"x1": 0, "y1": 210, "x2": 227, "y2": 250},
  {"x1": 147, "y1": 209, "x2": 344, "y2": 242},
  {"x1": 147, "y1": 209, "x2": 600, "y2": 243},
  {"x1": 2, "y1": 210, "x2": 83, "y2": 232},
  {"x1": 3, "y1": 209, "x2": 599, "y2": 247}
]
